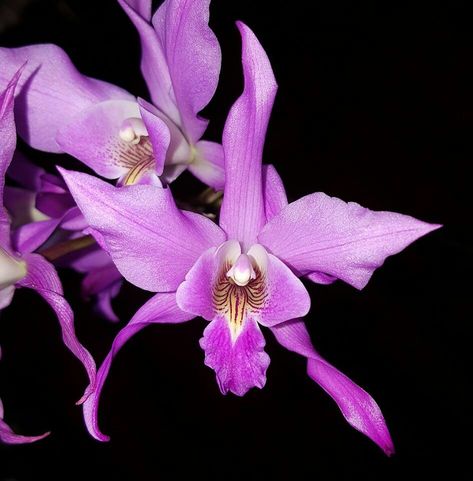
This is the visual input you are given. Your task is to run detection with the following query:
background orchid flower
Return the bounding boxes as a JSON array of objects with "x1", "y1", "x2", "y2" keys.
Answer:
[
  {"x1": 5, "y1": 154, "x2": 122, "y2": 321},
  {"x1": 0, "y1": 69, "x2": 96, "y2": 443},
  {"x1": 61, "y1": 22, "x2": 440, "y2": 453},
  {"x1": 0, "y1": 0, "x2": 224, "y2": 188}
]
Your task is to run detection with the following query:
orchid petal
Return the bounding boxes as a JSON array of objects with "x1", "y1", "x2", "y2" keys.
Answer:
[
  {"x1": 152, "y1": 0, "x2": 221, "y2": 142},
  {"x1": 262, "y1": 164, "x2": 287, "y2": 222},
  {"x1": 118, "y1": 0, "x2": 179, "y2": 125},
  {"x1": 0, "y1": 45, "x2": 134, "y2": 152},
  {"x1": 60, "y1": 169, "x2": 226, "y2": 291},
  {"x1": 1, "y1": 68, "x2": 22, "y2": 246},
  {"x1": 257, "y1": 253, "x2": 310, "y2": 327},
  {"x1": 17, "y1": 253, "x2": 96, "y2": 399},
  {"x1": 82, "y1": 292, "x2": 193, "y2": 441},
  {"x1": 271, "y1": 318, "x2": 394, "y2": 455},
  {"x1": 200, "y1": 315, "x2": 270, "y2": 396},
  {"x1": 0, "y1": 399, "x2": 50, "y2": 444},
  {"x1": 306, "y1": 271, "x2": 337, "y2": 285},
  {"x1": 56, "y1": 100, "x2": 150, "y2": 180},
  {"x1": 259, "y1": 192, "x2": 442, "y2": 290},
  {"x1": 82, "y1": 262, "x2": 123, "y2": 322},
  {"x1": 219, "y1": 22, "x2": 277, "y2": 248},
  {"x1": 138, "y1": 99, "x2": 171, "y2": 176},
  {"x1": 13, "y1": 218, "x2": 61, "y2": 255},
  {"x1": 189, "y1": 140, "x2": 225, "y2": 191}
]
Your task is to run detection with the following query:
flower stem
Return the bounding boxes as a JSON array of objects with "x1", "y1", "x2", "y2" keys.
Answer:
[{"x1": 39, "y1": 235, "x2": 96, "y2": 262}]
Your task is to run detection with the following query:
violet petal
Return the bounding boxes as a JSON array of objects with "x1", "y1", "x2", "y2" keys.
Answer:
[{"x1": 219, "y1": 22, "x2": 277, "y2": 248}]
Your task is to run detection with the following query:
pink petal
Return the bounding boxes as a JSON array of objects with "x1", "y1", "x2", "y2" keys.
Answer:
[
  {"x1": 118, "y1": 0, "x2": 180, "y2": 126},
  {"x1": 271, "y1": 318, "x2": 395, "y2": 455},
  {"x1": 17, "y1": 253, "x2": 96, "y2": 401},
  {"x1": 189, "y1": 140, "x2": 225, "y2": 190},
  {"x1": 219, "y1": 23, "x2": 277, "y2": 248},
  {"x1": 82, "y1": 292, "x2": 193, "y2": 441},
  {"x1": 60, "y1": 169, "x2": 226, "y2": 292},
  {"x1": 200, "y1": 315, "x2": 270, "y2": 396},
  {"x1": 262, "y1": 164, "x2": 288, "y2": 222},
  {"x1": 0, "y1": 44, "x2": 133, "y2": 152},
  {"x1": 257, "y1": 253, "x2": 310, "y2": 327},
  {"x1": 0, "y1": 397, "x2": 50, "y2": 444},
  {"x1": 1, "y1": 68, "x2": 22, "y2": 246},
  {"x1": 152, "y1": 0, "x2": 221, "y2": 142},
  {"x1": 259, "y1": 192, "x2": 441, "y2": 290}
]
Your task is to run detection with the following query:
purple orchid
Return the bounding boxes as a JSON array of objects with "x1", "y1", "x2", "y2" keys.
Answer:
[
  {"x1": 0, "y1": 0, "x2": 224, "y2": 188},
  {"x1": 5, "y1": 154, "x2": 123, "y2": 321},
  {"x1": 61, "y1": 23, "x2": 440, "y2": 453},
  {"x1": 0, "y1": 70, "x2": 96, "y2": 443}
]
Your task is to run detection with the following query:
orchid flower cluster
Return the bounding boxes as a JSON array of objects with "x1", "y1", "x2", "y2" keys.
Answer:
[{"x1": 0, "y1": 0, "x2": 440, "y2": 453}]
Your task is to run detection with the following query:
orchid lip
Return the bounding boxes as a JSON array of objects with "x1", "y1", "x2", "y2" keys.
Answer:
[{"x1": 213, "y1": 241, "x2": 268, "y2": 341}]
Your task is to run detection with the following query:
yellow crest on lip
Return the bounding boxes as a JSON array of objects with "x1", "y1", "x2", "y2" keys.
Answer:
[{"x1": 212, "y1": 260, "x2": 267, "y2": 341}]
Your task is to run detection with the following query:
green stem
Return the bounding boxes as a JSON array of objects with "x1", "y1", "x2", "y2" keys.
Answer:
[{"x1": 39, "y1": 235, "x2": 96, "y2": 262}]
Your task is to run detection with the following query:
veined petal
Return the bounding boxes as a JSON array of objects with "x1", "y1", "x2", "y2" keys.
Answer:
[
  {"x1": 189, "y1": 140, "x2": 225, "y2": 191},
  {"x1": 259, "y1": 192, "x2": 442, "y2": 290},
  {"x1": 262, "y1": 164, "x2": 287, "y2": 222},
  {"x1": 271, "y1": 319, "x2": 394, "y2": 456},
  {"x1": 219, "y1": 23, "x2": 277, "y2": 248},
  {"x1": 118, "y1": 0, "x2": 179, "y2": 126},
  {"x1": 0, "y1": 399, "x2": 50, "y2": 444},
  {"x1": 60, "y1": 169, "x2": 226, "y2": 292},
  {"x1": 200, "y1": 315, "x2": 270, "y2": 396},
  {"x1": 1, "y1": 68, "x2": 22, "y2": 246},
  {"x1": 17, "y1": 253, "x2": 96, "y2": 400},
  {"x1": 82, "y1": 292, "x2": 193, "y2": 441},
  {"x1": 0, "y1": 44, "x2": 134, "y2": 152},
  {"x1": 152, "y1": 0, "x2": 221, "y2": 142}
]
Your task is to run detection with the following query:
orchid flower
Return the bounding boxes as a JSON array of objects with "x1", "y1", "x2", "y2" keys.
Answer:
[
  {"x1": 0, "y1": 0, "x2": 223, "y2": 188},
  {"x1": 61, "y1": 23, "x2": 440, "y2": 453},
  {"x1": 0, "y1": 70, "x2": 96, "y2": 442},
  {"x1": 5, "y1": 155, "x2": 122, "y2": 321}
]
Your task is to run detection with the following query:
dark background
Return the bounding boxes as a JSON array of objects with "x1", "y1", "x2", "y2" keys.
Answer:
[{"x1": 0, "y1": 0, "x2": 471, "y2": 479}]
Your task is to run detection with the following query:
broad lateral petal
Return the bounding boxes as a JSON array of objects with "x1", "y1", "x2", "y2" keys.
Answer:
[
  {"x1": 60, "y1": 169, "x2": 226, "y2": 292},
  {"x1": 0, "y1": 45, "x2": 134, "y2": 152},
  {"x1": 262, "y1": 164, "x2": 287, "y2": 222},
  {"x1": 257, "y1": 253, "x2": 310, "y2": 327},
  {"x1": 82, "y1": 292, "x2": 193, "y2": 441},
  {"x1": 118, "y1": 0, "x2": 179, "y2": 125},
  {"x1": 0, "y1": 399, "x2": 50, "y2": 444},
  {"x1": 189, "y1": 140, "x2": 225, "y2": 191},
  {"x1": 176, "y1": 246, "x2": 216, "y2": 321},
  {"x1": 200, "y1": 315, "x2": 270, "y2": 396},
  {"x1": 56, "y1": 100, "x2": 145, "y2": 180},
  {"x1": 17, "y1": 253, "x2": 96, "y2": 399},
  {"x1": 219, "y1": 22, "x2": 277, "y2": 248},
  {"x1": 259, "y1": 192, "x2": 442, "y2": 290},
  {"x1": 271, "y1": 319, "x2": 395, "y2": 456},
  {"x1": 152, "y1": 0, "x2": 221, "y2": 142}
]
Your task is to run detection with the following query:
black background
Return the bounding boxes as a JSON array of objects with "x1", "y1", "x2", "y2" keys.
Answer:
[{"x1": 0, "y1": 0, "x2": 471, "y2": 479}]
